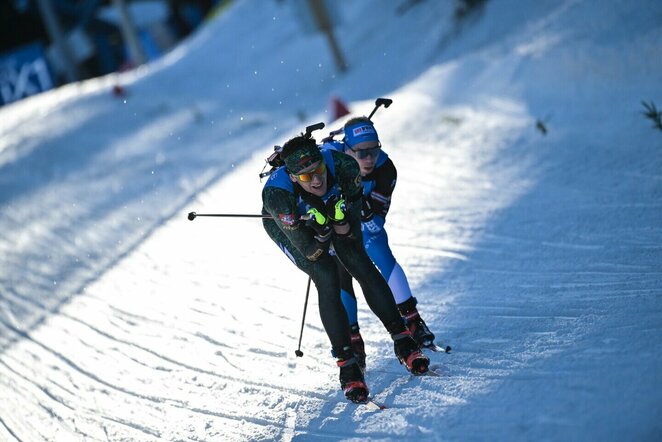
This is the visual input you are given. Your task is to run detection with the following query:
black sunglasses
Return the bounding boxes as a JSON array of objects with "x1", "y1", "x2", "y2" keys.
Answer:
[{"x1": 348, "y1": 144, "x2": 381, "y2": 159}]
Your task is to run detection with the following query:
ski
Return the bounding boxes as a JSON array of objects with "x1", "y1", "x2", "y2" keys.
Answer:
[
  {"x1": 364, "y1": 400, "x2": 388, "y2": 411},
  {"x1": 422, "y1": 368, "x2": 444, "y2": 377},
  {"x1": 422, "y1": 342, "x2": 451, "y2": 353}
]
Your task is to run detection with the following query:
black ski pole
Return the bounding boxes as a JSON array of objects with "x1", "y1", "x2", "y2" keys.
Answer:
[
  {"x1": 294, "y1": 276, "x2": 312, "y2": 357},
  {"x1": 188, "y1": 212, "x2": 273, "y2": 221}
]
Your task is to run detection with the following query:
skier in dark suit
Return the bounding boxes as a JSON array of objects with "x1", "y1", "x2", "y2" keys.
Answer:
[{"x1": 261, "y1": 133, "x2": 429, "y2": 403}]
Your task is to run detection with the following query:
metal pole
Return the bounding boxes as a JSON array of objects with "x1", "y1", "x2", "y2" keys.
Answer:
[
  {"x1": 35, "y1": 0, "x2": 79, "y2": 82},
  {"x1": 188, "y1": 212, "x2": 273, "y2": 221},
  {"x1": 307, "y1": 0, "x2": 348, "y2": 72},
  {"x1": 294, "y1": 277, "x2": 313, "y2": 357},
  {"x1": 111, "y1": 0, "x2": 147, "y2": 67}
]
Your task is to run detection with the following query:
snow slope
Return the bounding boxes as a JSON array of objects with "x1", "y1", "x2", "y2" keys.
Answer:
[{"x1": 1, "y1": 0, "x2": 661, "y2": 440}]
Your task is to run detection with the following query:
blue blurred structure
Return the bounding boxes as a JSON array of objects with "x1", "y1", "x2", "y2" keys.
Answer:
[
  {"x1": 0, "y1": 0, "x2": 221, "y2": 107},
  {"x1": 0, "y1": 42, "x2": 54, "y2": 106}
]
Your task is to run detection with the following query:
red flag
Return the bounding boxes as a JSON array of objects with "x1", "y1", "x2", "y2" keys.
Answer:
[{"x1": 330, "y1": 96, "x2": 350, "y2": 121}]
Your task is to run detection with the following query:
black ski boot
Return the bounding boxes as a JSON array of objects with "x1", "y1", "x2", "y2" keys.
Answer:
[
  {"x1": 398, "y1": 297, "x2": 435, "y2": 347},
  {"x1": 350, "y1": 324, "x2": 366, "y2": 371},
  {"x1": 392, "y1": 331, "x2": 429, "y2": 375},
  {"x1": 337, "y1": 355, "x2": 369, "y2": 403}
]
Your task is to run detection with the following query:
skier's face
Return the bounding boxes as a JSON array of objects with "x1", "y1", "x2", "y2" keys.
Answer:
[
  {"x1": 290, "y1": 160, "x2": 328, "y2": 196},
  {"x1": 347, "y1": 141, "x2": 380, "y2": 175}
]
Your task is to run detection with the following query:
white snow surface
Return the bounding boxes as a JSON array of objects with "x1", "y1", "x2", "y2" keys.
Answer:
[{"x1": 1, "y1": 0, "x2": 661, "y2": 440}]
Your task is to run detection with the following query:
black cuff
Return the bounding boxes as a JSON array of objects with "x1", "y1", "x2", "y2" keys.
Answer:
[{"x1": 397, "y1": 296, "x2": 418, "y2": 315}]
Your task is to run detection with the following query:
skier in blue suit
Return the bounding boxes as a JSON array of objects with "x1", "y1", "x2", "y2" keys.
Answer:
[{"x1": 323, "y1": 117, "x2": 437, "y2": 368}]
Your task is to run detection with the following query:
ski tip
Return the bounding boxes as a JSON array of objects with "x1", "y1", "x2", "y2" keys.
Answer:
[
  {"x1": 365, "y1": 400, "x2": 388, "y2": 411},
  {"x1": 423, "y1": 343, "x2": 452, "y2": 353},
  {"x1": 427, "y1": 368, "x2": 445, "y2": 377}
]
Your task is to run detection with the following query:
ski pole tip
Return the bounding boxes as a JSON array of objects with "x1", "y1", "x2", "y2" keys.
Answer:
[
  {"x1": 295, "y1": 350, "x2": 304, "y2": 357},
  {"x1": 188, "y1": 212, "x2": 197, "y2": 221}
]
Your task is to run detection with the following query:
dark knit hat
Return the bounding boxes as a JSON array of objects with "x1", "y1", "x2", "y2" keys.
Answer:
[{"x1": 281, "y1": 135, "x2": 323, "y2": 174}]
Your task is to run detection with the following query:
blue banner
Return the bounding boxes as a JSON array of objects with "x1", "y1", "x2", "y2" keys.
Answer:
[{"x1": 0, "y1": 42, "x2": 55, "y2": 107}]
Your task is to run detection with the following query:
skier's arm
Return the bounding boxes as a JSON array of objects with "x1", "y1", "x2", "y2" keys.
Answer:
[
  {"x1": 369, "y1": 158, "x2": 397, "y2": 219},
  {"x1": 331, "y1": 150, "x2": 363, "y2": 204},
  {"x1": 262, "y1": 186, "x2": 329, "y2": 261},
  {"x1": 330, "y1": 150, "x2": 364, "y2": 237}
]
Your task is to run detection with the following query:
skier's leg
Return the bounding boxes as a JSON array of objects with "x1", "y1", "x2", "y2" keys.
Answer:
[
  {"x1": 263, "y1": 219, "x2": 352, "y2": 354},
  {"x1": 332, "y1": 233, "x2": 403, "y2": 334},
  {"x1": 332, "y1": 207, "x2": 429, "y2": 374},
  {"x1": 363, "y1": 222, "x2": 435, "y2": 346},
  {"x1": 364, "y1": 227, "x2": 413, "y2": 304},
  {"x1": 332, "y1": 255, "x2": 366, "y2": 368},
  {"x1": 334, "y1": 255, "x2": 358, "y2": 326}
]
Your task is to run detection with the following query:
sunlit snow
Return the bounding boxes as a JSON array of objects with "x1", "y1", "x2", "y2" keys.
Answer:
[{"x1": 1, "y1": 1, "x2": 661, "y2": 441}]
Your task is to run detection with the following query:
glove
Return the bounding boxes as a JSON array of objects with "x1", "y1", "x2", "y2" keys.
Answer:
[
  {"x1": 360, "y1": 197, "x2": 374, "y2": 222},
  {"x1": 325, "y1": 195, "x2": 348, "y2": 226},
  {"x1": 305, "y1": 207, "x2": 332, "y2": 242}
]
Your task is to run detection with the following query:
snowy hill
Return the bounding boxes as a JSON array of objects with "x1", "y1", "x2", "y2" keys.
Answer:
[{"x1": 1, "y1": 0, "x2": 661, "y2": 440}]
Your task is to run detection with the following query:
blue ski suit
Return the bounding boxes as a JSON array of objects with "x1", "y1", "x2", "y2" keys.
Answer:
[{"x1": 323, "y1": 141, "x2": 414, "y2": 326}]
